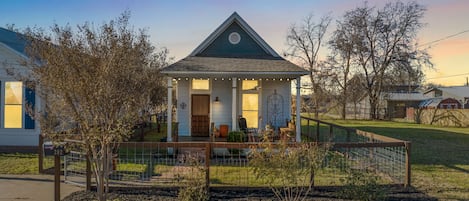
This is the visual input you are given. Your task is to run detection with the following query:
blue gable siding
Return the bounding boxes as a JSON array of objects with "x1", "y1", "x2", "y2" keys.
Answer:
[
  {"x1": 0, "y1": 28, "x2": 27, "y2": 56},
  {"x1": 24, "y1": 84, "x2": 35, "y2": 129},
  {"x1": 197, "y1": 22, "x2": 272, "y2": 58}
]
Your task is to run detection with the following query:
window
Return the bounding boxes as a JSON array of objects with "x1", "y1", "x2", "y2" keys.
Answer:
[
  {"x1": 242, "y1": 80, "x2": 259, "y2": 128},
  {"x1": 242, "y1": 80, "x2": 258, "y2": 90},
  {"x1": 228, "y1": 32, "x2": 241, "y2": 44},
  {"x1": 5, "y1": 82, "x2": 22, "y2": 128},
  {"x1": 192, "y1": 79, "x2": 209, "y2": 90}
]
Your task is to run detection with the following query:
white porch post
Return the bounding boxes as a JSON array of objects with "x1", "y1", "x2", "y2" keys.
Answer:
[
  {"x1": 167, "y1": 77, "x2": 173, "y2": 142},
  {"x1": 232, "y1": 77, "x2": 237, "y2": 131},
  {"x1": 296, "y1": 77, "x2": 302, "y2": 142}
]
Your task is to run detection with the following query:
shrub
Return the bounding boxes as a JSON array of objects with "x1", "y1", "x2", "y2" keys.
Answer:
[
  {"x1": 249, "y1": 140, "x2": 330, "y2": 201},
  {"x1": 227, "y1": 131, "x2": 245, "y2": 155},
  {"x1": 339, "y1": 170, "x2": 387, "y2": 201},
  {"x1": 177, "y1": 154, "x2": 209, "y2": 201}
]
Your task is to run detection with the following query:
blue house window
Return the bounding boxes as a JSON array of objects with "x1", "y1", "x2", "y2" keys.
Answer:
[{"x1": 4, "y1": 81, "x2": 23, "y2": 128}]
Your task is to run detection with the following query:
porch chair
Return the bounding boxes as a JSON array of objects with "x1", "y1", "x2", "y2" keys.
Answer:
[{"x1": 238, "y1": 117, "x2": 258, "y2": 142}]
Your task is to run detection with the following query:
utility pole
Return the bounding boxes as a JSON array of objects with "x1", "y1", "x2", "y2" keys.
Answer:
[{"x1": 466, "y1": 77, "x2": 468, "y2": 86}]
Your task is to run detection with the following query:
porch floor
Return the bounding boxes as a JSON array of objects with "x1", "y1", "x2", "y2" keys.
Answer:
[{"x1": 178, "y1": 136, "x2": 227, "y2": 142}]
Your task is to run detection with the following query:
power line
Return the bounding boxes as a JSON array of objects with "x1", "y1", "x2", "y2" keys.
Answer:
[
  {"x1": 418, "y1": 29, "x2": 469, "y2": 48},
  {"x1": 427, "y1": 72, "x2": 469, "y2": 80}
]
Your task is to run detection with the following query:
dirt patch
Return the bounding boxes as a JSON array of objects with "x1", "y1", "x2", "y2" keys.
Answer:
[{"x1": 63, "y1": 186, "x2": 437, "y2": 201}]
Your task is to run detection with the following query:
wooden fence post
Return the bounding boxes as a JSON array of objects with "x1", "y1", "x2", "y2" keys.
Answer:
[
  {"x1": 316, "y1": 121, "x2": 320, "y2": 142},
  {"x1": 405, "y1": 142, "x2": 412, "y2": 187},
  {"x1": 86, "y1": 154, "x2": 92, "y2": 191},
  {"x1": 205, "y1": 143, "x2": 211, "y2": 189},
  {"x1": 54, "y1": 154, "x2": 60, "y2": 201},
  {"x1": 38, "y1": 134, "x2": 44, "y2": 173}
]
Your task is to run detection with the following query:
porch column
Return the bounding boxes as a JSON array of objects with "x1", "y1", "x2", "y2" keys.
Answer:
[
  {"x1": 167, "y1": 77, "x2": 173, "y2": 142},
  {"x1": 232, "y1": 77, "x2": 237, "y2": 131},
  {"x1": 296, "y1": 77, "x2": 301, "y2": 142}
]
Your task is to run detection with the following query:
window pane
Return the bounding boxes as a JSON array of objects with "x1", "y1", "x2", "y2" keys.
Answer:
[
  {"x1": 5, "y1": 105, "x2": 22, "y2": 128},
  {"x1": 192, "y1": 80, "x2": 209, "y2": 90},
  {"x1": 242, "y1": 80, "x2": 258, "y2": 90},
  {"x1": 242, "y1": 94, "x2": 258, "y2": 111},
  {"x1": 5, "y1": 82, "x2": 23, "y2": 104},
  {"x1": 242, "y1": 111, "x2": 258, "y2": 128}
]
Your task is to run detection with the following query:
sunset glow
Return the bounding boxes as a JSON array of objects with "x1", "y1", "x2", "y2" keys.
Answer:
[{"x1": 1, "y1": 0, "x2": 468, "y2": 86}]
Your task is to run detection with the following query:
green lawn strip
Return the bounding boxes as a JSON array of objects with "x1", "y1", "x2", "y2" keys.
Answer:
[
  {"x1": 325, "y1": 119, "x2": 469, "y2": 200},
  {"x1": 0, "y1": 153, "x2": 53, "y2": 174}
]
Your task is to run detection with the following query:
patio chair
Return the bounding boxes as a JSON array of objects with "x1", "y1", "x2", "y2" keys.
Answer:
[{"x1": 238, "y1": 117, "x2": 258, "y2": 142}]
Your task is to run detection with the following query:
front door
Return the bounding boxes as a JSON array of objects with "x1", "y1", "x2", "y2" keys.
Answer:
[{"x1": 191, "y1": 94, "x2": 210, "y2": 137}]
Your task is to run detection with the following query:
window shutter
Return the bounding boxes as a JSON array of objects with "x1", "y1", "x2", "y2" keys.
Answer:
[{"x1": 24, "y1": 84, "x2": 35, "y2": 129}]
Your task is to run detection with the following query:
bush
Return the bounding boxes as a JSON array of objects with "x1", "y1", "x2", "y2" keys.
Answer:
[
  {"x1": 339, "y1": 170, "x2": 387, "y2": 201},
  {"x1": 227, "y1": 131, "x2": 245, "y2": 155},
  {"x1": 227, "y1": 131, "x2": 245, "y2": 142},
  {"x1": 249, "y1": 140, "x2": 330, "y2": 201},
  {"x1": 177, "y1": 154, "x2": 209, "y2": 201}
]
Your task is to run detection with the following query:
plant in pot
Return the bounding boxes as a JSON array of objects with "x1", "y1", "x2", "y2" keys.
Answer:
[{"x1": 227, "y1": 131, "x2": 245, "y2": 155}]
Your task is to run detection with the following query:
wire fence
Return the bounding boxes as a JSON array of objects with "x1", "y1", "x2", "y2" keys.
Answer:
[
  {"x1": 61, "y1": 142, "x2": 409, "y2": 188},
  {"x1": 41, "y1": 116, "x2": 410, "y2": 189},
  {"x1": 299, "y1": 116, "x2": 410, "y2": 185}
]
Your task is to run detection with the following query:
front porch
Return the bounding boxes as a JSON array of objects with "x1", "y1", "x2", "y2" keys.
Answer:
[{"x1": 165, "y1": 75, "x2": 303, "y2": 143}]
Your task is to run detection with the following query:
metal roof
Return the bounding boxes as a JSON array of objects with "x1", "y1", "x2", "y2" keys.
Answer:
[{"x1": 386, "y1": 92, "x2": 427, "y2": 101}]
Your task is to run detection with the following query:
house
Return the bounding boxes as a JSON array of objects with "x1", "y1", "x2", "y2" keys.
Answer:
[
  {"x1": 423, "y1": 86, "x2": 469, "y2": 109},
  {"x1": 161, "y1": 12, "x2": 307, "y2": 141},
  {"x1": 353, "y1": 85, "x2": 426, "y2": 119},
  {"x1": 0, "y1": 28, "x2": 40, "y2": 146}
]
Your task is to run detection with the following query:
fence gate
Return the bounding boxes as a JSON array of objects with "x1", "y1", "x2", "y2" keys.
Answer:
[{"x1": 63, "y1": 148, "x2": 89, "y2": 186}]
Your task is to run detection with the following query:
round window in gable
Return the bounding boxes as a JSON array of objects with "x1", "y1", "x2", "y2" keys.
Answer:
[{"x1": 228, "y1": 32, "x2": 241, "y2": 44}]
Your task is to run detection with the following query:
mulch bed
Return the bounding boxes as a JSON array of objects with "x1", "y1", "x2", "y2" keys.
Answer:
[{"x1": 63, "y1": 186, "x2": 437, "y2": 201}]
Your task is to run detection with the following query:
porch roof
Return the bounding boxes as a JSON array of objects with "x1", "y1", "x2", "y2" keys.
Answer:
[{"x1": 161, "y1": 56, "x2": 308, "y2": 78}]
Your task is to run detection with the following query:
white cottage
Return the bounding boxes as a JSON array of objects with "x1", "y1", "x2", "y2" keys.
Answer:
[
  {"x1": 0, "y1": 28, "x2": 40, "y2": 147},
  {"x1": 161, "y1": 12, "x2": 307, "y2": 141}
]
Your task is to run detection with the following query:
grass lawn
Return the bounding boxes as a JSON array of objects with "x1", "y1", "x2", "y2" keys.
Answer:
[
  {"x1": 326, "y1": 119, "x2": 469, "y2": 201},
  {"x1": 0, "y1": 153, "x2": 54, "y2": 174}
]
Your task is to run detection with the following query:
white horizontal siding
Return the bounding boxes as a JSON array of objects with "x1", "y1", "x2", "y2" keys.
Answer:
[{"x1": 211, "y1": 80, "x2": 232, "y2": 130}]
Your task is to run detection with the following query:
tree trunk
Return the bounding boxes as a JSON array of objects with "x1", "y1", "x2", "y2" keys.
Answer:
[
  {"x1": 369, "y1": 97, "x2": 378, "y2": 120},
  {"x1": 341, "y1": 101, "x2": 346, "y2": 120},
  {"x1": 353, "y1": 103, "x2": 357, "y2": 120}
]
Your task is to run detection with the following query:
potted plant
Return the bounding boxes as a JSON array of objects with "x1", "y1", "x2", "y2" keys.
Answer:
[{"x1": 227, "y1": 131, "x2": 245, "y2": 155}]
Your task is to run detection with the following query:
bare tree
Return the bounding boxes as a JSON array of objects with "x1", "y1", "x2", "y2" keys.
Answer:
[
  {"x1": 285, "y1": 13, "x2": 332, "y2": 119},
  {"x1": 347, "y1": 74, "x2": 366, "y2": 119},
  {"x1": 20, "y1": 12, "x2": 168, "y2": 200},
  {"x1": 341, "y1": 1, "x2": 431, "y2": 119},
  {"x1": 327, "y1": 13, "x2": 361, "y2": 119}
]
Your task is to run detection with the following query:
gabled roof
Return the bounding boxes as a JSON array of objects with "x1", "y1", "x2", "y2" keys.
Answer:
[
  {"x1": 190, "y1": 12, "x2": 279, "y2": 58},
  {"x1": 162, "y1": 12, "x2": 307, "y2": 76},
  {"x1": 0, "y1": 27, "x2": 28, "y2": 57}
]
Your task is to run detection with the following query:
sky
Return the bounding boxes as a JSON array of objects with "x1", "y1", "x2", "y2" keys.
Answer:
[{"x1": 1, "y1": 0, "x2": 468, "y2": 86}]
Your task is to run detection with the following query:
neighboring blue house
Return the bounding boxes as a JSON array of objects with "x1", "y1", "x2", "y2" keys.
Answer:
[
  {"x1": 161, "y1": 12, "x2": 307, "y2": 141},
  {"x1": 0, "y1": 28, "x2": 39, "y2": 146}
]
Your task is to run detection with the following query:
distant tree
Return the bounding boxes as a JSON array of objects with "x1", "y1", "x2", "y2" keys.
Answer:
[
  {"x1": 285, "y1": 13, "x2": 332, "y2": 119},
  {"x1": 327, "y1": 12, "x2": 360, "y2": 119},
  {"x1": 20, "y1": 12, "x2": 168, "y2": 201},
  {"x1": 339, "y1": 1, "x2": 431, "y2": 119},
  {"x1": 347, "y1": 74, "x2": 367, "y2": 119}
]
